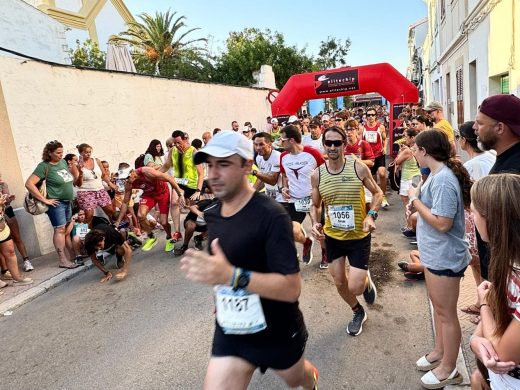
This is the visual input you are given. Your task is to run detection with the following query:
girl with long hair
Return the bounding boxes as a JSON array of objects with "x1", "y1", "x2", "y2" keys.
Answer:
[
  {"x1": 407, "y1": 129, "x2": 472, "y2": 388},
  {"x1": 144, "y1": 139, "x2": 164, "y2": 169},
  {"x1": 469, "y1": 174, "x2": 520, "y2": 390}
]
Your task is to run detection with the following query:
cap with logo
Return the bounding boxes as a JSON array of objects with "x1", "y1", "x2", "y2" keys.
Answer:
[
  {"x1": 193, "y1": 130, "x2": 254, "y2": 164},
  {"x1": 479, "y1": 94, "x2": 520, "y2": 136},
  {"x1": 270, "y1": 118, "x2": 279, "y2": 124}
]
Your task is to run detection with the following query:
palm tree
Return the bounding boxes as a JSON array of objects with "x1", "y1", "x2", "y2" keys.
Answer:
[{"x1": 110, "y1": 10, "x2": 207, "y2": 75}]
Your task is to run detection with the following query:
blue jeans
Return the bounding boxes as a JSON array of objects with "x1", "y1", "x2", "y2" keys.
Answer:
[{"x1": 46, "y1": 200, "x2": 72, "y2": 228}]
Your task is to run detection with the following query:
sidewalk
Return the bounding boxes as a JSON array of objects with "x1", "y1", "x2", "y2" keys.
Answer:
[{"x1": 0, "y1": 252, "x2": 95, "y2": 314}]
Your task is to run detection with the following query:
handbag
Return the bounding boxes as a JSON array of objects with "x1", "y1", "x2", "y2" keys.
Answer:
[{"x1": 24, "y1": 165, "x2": 49, "y2": 215}]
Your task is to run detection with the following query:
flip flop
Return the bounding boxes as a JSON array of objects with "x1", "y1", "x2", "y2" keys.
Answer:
[
  {"x1": 460, "y1": 304, "x2": 480, "y2": 315},
  {"x1": 59, "y1": 264, "x2": 79, "y2": 269}
]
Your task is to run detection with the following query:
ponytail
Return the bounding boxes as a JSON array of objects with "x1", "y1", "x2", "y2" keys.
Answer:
[{"x1": 445, "y1": 158, "x2": 472, "y2": 209}]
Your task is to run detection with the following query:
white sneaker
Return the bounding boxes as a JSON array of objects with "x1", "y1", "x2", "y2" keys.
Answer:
[{"x1": 23, "y1": 259, "x2": 34, "y2": 272}]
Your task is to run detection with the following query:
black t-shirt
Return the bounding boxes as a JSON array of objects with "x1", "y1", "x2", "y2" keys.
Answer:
[
  {"x1": 86, "y1": 224, "x2": 124, "y2": 255},
  {"x1": 204, "y1": 192, "x2": 304, "y2": 341},
  {"x1": 489, "y1": 141, "x2": 520, "y2": 174}
]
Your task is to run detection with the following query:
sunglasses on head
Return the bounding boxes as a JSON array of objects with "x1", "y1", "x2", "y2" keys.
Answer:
[
  {"x1": 47, "y1": 140, "x2": 59, "y2": 145},
  {"x1": 324, "y1": 140, "x2": 343, "y2": 147}
]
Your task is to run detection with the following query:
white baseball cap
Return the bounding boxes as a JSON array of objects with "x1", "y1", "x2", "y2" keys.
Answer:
[
  {"x1": 117, "y1": 167, "x2": 133, "y2": 179},
  {"x1": 322, "y1": 114, "x2": 331, "y2": 121},
  {"x1": 193, "y1": 130, "x2": 253, "y2": 164},
  {"x1": 288, "y1": 115, "x2": 298, "y2": 123},
  {"x1": 270, "y1": 118, "x2": 279, "y2": 124}
]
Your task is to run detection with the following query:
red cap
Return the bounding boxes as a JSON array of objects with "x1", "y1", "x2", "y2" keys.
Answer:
[{"x1": 479, "y1": 94, "x2": 520, "y2": 136}]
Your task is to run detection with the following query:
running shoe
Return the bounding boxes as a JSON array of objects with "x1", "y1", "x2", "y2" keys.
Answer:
[
  {"x1": 12, "y1": 277, "x2": 33, "y2": 286},
  {"x1": 319, "y1": 248, "x2": 328, "y2": 269},
  {"x1": 127, "y1": 233, "x2": 142, "y2": 248},
  {"x1": 347, "y1": 307, "x2": 367, "y2": 336},
  {"x1": 1, "y1": 270, "x2": 13, "y2": 280},
  {"x1": 23, "y1": 259, "x2": 34, "y2": 272},
  {"x1": 164, "y1": 239, "x2": 175, "y2": 252},
  {"x1": 174, "y1": 244, "x2": 189, "y2": 256},
  {"x1": 116, "y1": 253, "x2": 125, "y2": 269},
  {"x1": 142, "y1": 237, "x2": 158, "y2": 251},
  {"x1": 171, "y1": 231, "x2": 183, "y2": 243},
  {"x1": 194, "y1": 235, "x2": 204, "y2": 251},
  {"x1": 402, "y1": 228, "x2": 416, "y2": 238},
  {"x1": 363, "y1": 270, "x2": 377, "y2": 305},
  {"x1": 381, "y1": 196, "x2": 390, "y2": 209}
]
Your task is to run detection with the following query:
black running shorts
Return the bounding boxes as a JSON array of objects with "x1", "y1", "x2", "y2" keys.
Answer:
[
  {"x1": 281, "y1": 202, "x2": 306, "y2": 224},
  {"x1": 211, "y1": 325, "x2": 308, "y2": 373},
  {"x1": 325, "y1": 234, "x2": 371, "y2": 270}
]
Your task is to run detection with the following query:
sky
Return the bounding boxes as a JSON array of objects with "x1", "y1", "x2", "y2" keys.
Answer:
[{"x1": 124, "y1": 0, "x2": 427, "y2": 76}]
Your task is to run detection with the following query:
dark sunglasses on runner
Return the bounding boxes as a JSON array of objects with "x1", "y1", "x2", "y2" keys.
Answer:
[
  {"x1": 324, "y1": 140, "x2": 343, "y2": 147},
  {"x1": 366, "y1": 114, "x2": 376, "y2": 117}
]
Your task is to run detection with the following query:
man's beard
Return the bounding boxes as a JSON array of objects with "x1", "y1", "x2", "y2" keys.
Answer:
[{"x1": 478, "y1": 135, "x2": 497, "y2": 151}]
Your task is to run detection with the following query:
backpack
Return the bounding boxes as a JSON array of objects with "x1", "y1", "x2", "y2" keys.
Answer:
[{"x1": 134, "y1": 154, "x2": 145, "y2": 169}]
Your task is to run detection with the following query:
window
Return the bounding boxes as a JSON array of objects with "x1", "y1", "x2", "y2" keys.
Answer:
[{"x1": 501, "y1": 74, "x2": 510, "y2": 94}]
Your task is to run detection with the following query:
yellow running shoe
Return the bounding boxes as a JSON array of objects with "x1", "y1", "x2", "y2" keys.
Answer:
[
  {"x1": 164, "y1": 239, "x2": 175, "y2": 252},
  {"x1": 142, "y1": 237, "x2": 158, "y2": 251}
]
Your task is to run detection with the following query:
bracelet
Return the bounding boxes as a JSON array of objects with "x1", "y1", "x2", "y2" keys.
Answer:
[
  {"x1": 231, "y1": 267, "x2": 242, "y2": 289},
  {"x1": 479, "y1": 303, "x2": 488, "y2": 309}
]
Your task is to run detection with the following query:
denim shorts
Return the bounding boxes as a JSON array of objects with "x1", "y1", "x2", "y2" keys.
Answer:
[
  {"x1": 427, "y1": 266, "x2": 467, "y2": 278},
  {"x1": 46, "y1": 200, "x2": 72, "y2": 228}
]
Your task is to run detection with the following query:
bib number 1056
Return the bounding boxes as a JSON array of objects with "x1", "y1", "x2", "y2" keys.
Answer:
[{"x1": 328, "y1": 205, "x2": 355, "y2": 231}]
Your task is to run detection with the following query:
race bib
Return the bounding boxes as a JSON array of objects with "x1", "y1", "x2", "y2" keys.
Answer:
[
  {"x1": 175, "y1": 178, "x2": 189, "y2": 186},
  {"x1": 266, "y1": 188, "x2": 278, "y2": 199},
  {"x1": 364, "y1": 131, "x2": 378, "y2": 144},
  {"x1": 214, "y1": 285, "x2": 267, "y2": 335},
  {"x1": 294, "y1": 196, "x2": 311, "y2": 213},
  {"x1": 328, "y1": 205, "x2": 355, "y2": 231}
]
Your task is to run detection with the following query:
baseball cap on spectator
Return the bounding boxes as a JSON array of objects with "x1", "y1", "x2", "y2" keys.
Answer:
[
  {"x1": 309, "y1": 119, "x2": 321, "y2": 128},
  {"x1": 287, "y1": 115, "x2": 299, "y2": 124},
  {"x1": 479, "y1": 94, "x2": 520, "y2": 136},
  {"x1": 242, "y1": 127, "x2": 251, "y2": 133},
  {"x1": 117, "y1": 167, "x2": 133, "y2": 180},
  {"x1": 270, "y1": 118, "x2": 279, "y2": 124},
  {"x1": 322, "y1": 114, "x2": 331, "y2": 122},
  {"x1": 193, "y1": 130, "x2": 253, "y2": 164},
  {"x1": 425, "y1": 101, "x2": 443, "y2": 112}
]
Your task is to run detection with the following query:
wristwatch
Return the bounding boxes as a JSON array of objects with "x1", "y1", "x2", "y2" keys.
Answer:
[
  {"x1": 252, "y1": 170, "x2": 257, "y2": 176},
  {"x1": 234, "y1": 268, "x2": 251, "y2": 290},
  {"x1": 367, "y1": 209, "x2": 378, "y2": 220}
]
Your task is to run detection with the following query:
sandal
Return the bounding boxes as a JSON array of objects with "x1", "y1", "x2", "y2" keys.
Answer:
[
  {"x1": 421, "y1": 367, "x2": 462, "y2": 389},
  {"x1": 416, "y1": 354, "x2": 441, "y2": 371},
  {"x1": 460, "y1": 304, "x2": 480, "y2": 315}
]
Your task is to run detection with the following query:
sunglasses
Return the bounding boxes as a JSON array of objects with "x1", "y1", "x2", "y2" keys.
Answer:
[
  {"x1": 366, "y1": 114, "x2": 376, "y2": 117},
  {"x1": 324, "y1": 140, "x2": 343, "y2": 147},
  {"x1": 335, "y1": 118, "x2": 343, "y2": 122},
  {"x1": 47, "y1": 140, "x2": 59, "y2": 145}
]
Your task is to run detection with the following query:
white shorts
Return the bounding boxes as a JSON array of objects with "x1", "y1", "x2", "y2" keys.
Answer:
[{"x1": 399, "y1": 176, "x2": 421, "y2": 196}]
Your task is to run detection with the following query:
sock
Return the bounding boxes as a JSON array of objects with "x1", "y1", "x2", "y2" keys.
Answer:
[{"x1": 351, "y1": 302, "x2": 363, "y2": 312}]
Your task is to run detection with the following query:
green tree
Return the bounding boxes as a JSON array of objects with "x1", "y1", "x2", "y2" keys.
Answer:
[
  {"x1": 69, "y1": 39, "x2": 106, "y2": 69},
  {"x1": 314, "y1": 36, "x2": 351, "y2": 70},
  {"x1": 213, "y1": 28, "x2": 314, "y2": 89},
  {"x1": 110, "y1": 10, "x2": 207, "y2": 76}
]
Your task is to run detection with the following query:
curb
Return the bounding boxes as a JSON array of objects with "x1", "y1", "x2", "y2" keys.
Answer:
[{"x1": 0, "y1": 260, "x2": 94, "y2": 315}]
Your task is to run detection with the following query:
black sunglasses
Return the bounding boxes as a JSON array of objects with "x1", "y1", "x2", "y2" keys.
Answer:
[
  {"x1": 47, "y1": 140, "x2": 59, "y2": 145},
  {"x1": 366, "y1": 114, "x2": 376, "y2": 117},
  {"x1": 324, "y1": 140, "x2": 343, "y2": 147}
]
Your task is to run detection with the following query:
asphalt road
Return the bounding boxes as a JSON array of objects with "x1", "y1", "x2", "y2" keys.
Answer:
[{"x1": 0, "y1": 192, "x2": 433, "y2": 389}]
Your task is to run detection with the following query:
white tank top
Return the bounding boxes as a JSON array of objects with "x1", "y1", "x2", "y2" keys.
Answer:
[{"x1": 77, "y1": 157, "x2": 104, "y2": 191}]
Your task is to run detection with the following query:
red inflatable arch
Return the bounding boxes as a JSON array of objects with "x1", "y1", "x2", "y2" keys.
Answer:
[{"x1": 270, "y1": 63, "x2": 419, "y2": 156}]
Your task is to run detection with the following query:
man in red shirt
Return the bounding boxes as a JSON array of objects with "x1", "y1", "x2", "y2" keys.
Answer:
[
  {"x1": 344, "y1": 119, "x2": 375, "y2": 168},
  {"x1": 115, "y1": 165, "x2": 185, "y2": 252},
  {"x1": 362, "y1": 107, "x2": 389, "y2": 208}
]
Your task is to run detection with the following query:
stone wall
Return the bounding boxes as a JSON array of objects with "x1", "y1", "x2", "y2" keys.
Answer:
[{"x1": 0, "y1": 56, "x2": 271, "y2": 256}]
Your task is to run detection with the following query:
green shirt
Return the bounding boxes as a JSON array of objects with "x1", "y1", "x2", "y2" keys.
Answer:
[
  {"x1": 33, "y1": 160, "x2": 74, "y2": 201},
  {"x1": 171, "y1": 146, "x2": 198, "y2": 189}
]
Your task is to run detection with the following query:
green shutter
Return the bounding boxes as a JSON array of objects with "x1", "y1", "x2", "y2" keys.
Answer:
[{"x1": 501, "y1": 74, "x2": 510, "y2": 94}]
